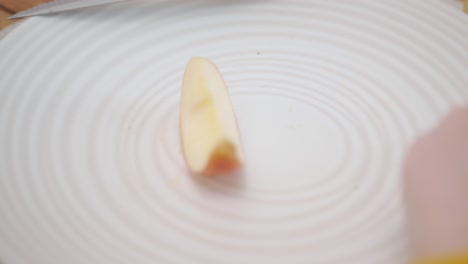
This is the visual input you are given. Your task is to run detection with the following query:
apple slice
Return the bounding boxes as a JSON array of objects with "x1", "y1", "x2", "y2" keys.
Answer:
[{"x1": 180, "y1": 58, "x2": 243, "y2": 176}]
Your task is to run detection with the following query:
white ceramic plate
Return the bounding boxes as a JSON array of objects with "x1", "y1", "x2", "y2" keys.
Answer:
[{"x1": 1, "y1": 1, "x2": 467, "y2": 263}]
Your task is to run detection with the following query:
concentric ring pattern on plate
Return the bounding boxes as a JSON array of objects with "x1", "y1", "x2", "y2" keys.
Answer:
[{"x1": 1, "y1": 1, "x2": 467, "y2": 264}]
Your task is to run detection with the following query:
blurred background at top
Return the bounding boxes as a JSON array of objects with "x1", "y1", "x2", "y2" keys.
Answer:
[{"x1": 0, "y1": 0, "x2": 50, "y2": 29}]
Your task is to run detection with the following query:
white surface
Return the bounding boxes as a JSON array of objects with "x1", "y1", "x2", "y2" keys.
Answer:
[
  {"x1": 0, "y1": 23, "x2": 21, "y2": 40},
  {"x1": 0, "y1": 1, "x2": 467, "y2": 264}
]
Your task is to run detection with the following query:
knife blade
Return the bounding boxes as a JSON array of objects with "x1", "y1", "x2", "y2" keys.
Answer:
[{"x1": 9, "y1": 0, "x2": 128, "y2": 19}]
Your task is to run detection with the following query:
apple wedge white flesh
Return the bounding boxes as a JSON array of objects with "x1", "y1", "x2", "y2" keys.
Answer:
[{"x1": 180, "y1": 58, "x2": 243, "y2": 176}]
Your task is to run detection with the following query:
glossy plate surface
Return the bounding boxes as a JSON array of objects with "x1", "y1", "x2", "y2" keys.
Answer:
[{"x1": 1, "y1": 1, "x2": 467, "y2": 263}]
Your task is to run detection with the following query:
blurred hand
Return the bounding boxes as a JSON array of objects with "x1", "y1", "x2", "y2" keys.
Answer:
[{"x1": 404, "y1": 107, "x2": 468, "y2": 259}]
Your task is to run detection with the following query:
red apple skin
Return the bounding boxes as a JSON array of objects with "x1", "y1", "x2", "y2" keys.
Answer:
[{"x1": 202, "y1": 141, "x2": 241, "y2": 176}]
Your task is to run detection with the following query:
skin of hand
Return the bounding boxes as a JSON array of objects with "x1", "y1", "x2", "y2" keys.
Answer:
[{"x1": 404, "y1": 107, "x2": 468, "y2": 259}]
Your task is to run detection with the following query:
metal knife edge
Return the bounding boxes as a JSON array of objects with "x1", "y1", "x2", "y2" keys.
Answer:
[{"x1": 9, "y1": 0, "x2": 127, "y2": 19}]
